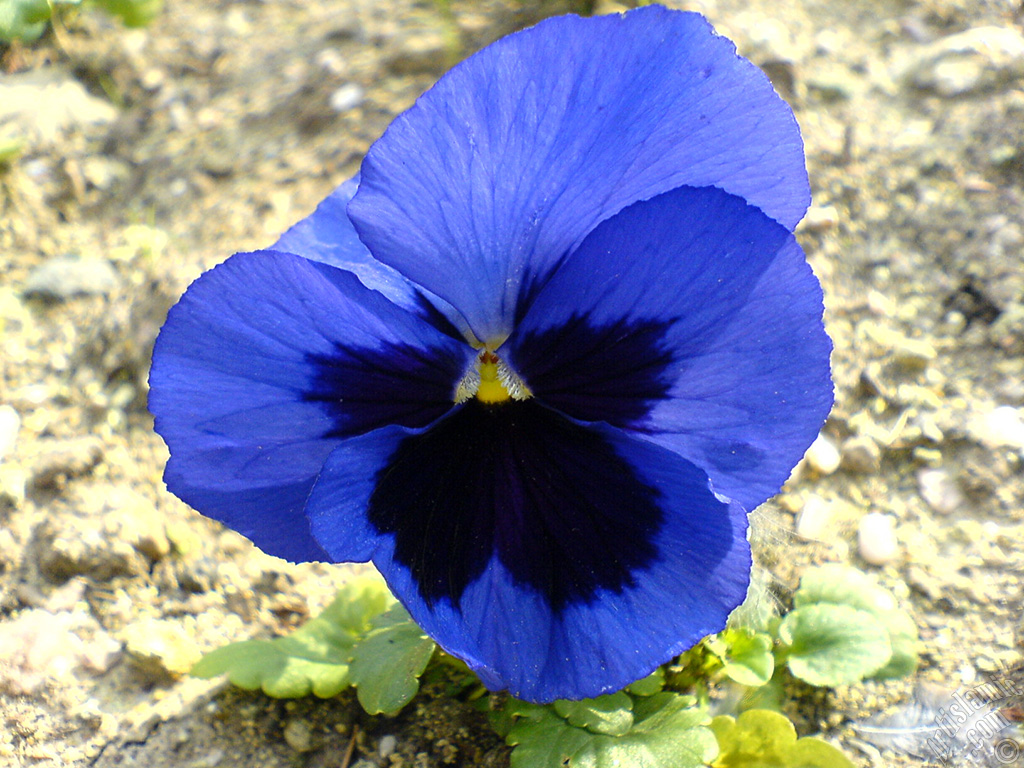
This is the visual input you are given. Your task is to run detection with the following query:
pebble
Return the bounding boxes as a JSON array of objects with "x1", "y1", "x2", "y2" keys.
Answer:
[
  {"x1": 802, "y1": 204, "x2": 840, "y2": 233},
  {"x1": 121, "y1": 618, "x2": 201, "y2": 680},
  {"x1": 905, "y1": 26, "x2": 1024, "y2": 97},
  {"x1": 0, "y1": 68, "x2": 117, "y2": 148},
  {"x1": 840, "y1": 435, "x2": 881, "y2": 474},
  {"x1": 858, "y1": 512, "x2": 899, "y2": 566},
  {"x1": 378, "y1": 734, "x2": 397, "y2": 758},
  {"x1": 283, "y1": 719, "x2": 315, "y2": 753},
  {"x1": 805, "y1": 433, "x2": 842, "y2": 475},
  {"x1": 967, "y1": 405, "x2": 1024, "y2": 450},
  {"x1": 796, "y1": 495, "x2": 832, "y2": 540},
  {"x1": 34, "y1": 505, "x2": 154, "y2": 583},
  {"x1": 386, "y1": 32, "x2": 449, "y2": 74},
  {"x1": 29, "y1": 436, "x2": 105, "y2": 489},
  {"x1": 329, "y1": 83, "x2": 364, "y2": 113},
  {"x1": 23, "y1": 255, "x2": 119, "y2": 300},
  {"x1": 916, "y1": 468, "x2": 964, "y2": 516},
  {"x1": 0, "y1": 405, "x2": 19, "y2": 461}
]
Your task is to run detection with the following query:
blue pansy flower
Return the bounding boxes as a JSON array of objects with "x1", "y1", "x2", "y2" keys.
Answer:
[{"x1": 150, "y1": 6, "x2": 832, "y2": 703}]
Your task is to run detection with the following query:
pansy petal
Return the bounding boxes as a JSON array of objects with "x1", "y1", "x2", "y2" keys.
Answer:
[
  {"x1": 308, "y1": 400, "x2": 750, "y2": 702},
  {"x1": 272, "y1": 175, "x2": 472, "y2": 342},
  {"x1": 149, "y1": 250, "x2": 471, "y2": 561},
  {"x1": 507, "y1": 185, "x2": 832, "y2": 512},
  {"x1": 349, "y1": 6, "x2": 808, "y2": 343}
]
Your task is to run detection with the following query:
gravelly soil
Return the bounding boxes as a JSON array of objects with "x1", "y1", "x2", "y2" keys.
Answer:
[{"x1": 2, "y1": 0, "x2": 1023, "y2": 766}]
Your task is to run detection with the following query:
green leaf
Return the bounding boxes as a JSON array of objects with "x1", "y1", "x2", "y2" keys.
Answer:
[
  {"x1": 869, "y1": 608, "x2": 918, "y2": 680},
  {"x1": 94, "y1": 0, "x2": 162, "y2": 27},
  {"x1": 792, "y1": 565, "x2": 918, "y2": 681},
  {"x1": 191, "y1": 576, "x2": 392, "y2": 698},
  {"x1": 711, "y1": 709, "x2": 854, "y2": 768},
  {"x1": 793, "y1": 565, "x2": 898, "y2": 615},
  {"x1": 627, "y1": 668, "x2": 666, "y2": 697},
  {"x1": 719, "y1": 629, "x2": 775, "y2": 687},
  {"x1": 554, "y1": 693, "x2": 633, "y2": 736},
  {"x1": 0, "y1": 0, "x2": 51, "y2": 42},
  {"x1": 778, "y1": 604, "x2": 891, "y2": 686},
  {"x1": 507, "y1": 693, "x2": 716, "y2": 768},
  {"x1": 349, "y1": 603, "x2": 436, "y2": 715},
  {"x1": 0, "y1": 137, "x2": 25, "y2": 165}
]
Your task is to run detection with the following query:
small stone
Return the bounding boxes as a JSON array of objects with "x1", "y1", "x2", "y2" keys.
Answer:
[
  {"x1": 387, "y1": 32, "x2": 449, "y2": 74},
  {"x1": 858, "y1": 512, "x2": 899, "y2": 566},
  {"x1": 29, "y1": 436, "x2": 104, "y2": 488},
  {"x1": 283, "y1": 719, "x2": 314, "y2": 753},
  {"x1": 796, "y1": 495, "x2": 832, "y2": 540},
  {"x1": 24, "y1": 255, "x2": 119, "y2": 300},
  {"x1": 34, "y1": 512, "x2": 149, "y2": 583},
  {"x1": 841, "y1": 435, "x2": 881, "y2": 474},
  {"x1": 890, "y1": 337, "x2": 937, "y2": 373},
  {"x1": 0, "y1": 610, "x2": 83, "y2": 695},
  {"x1": 104, "y1": 487, "x2": 171, "y2": 562},
  {"x1": 802, "y1": 204, "x2": 840, "y2": 233},
  {"x1": 378, "y1": 734, "x2": 397, "y2": 758},
  {"x1": 917, "y1": 468, "x2": 964, "y2": 515},
  {"x1": 805, "y1": 433, "x2": 842, "y2": 475},
  {"x1": 967, "y1": 405, "x2": 1024, "y2": 450},
  {"x1": 122, "y1": 618, "x2": 201, "y2": 680},
  {"x1": 905, "y1": 26, "x2": 1024, "y2": 97},
  {"x1": 0, "y1": 405, "x2": 19, "y2": 461},
  {"x1": 329, "y1": 83, "x2": 364, "y2": 113}
]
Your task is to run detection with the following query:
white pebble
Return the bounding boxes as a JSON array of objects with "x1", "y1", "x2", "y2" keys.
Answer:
[
  {"x1": 967, "y1": 405, "x2": 1024, "y2": 450},
  {"x1": 378, "y1": 734, "x2": 397, "y2": 758},
  {"x1": 796, "y1": 495, "x2": 832, "y2": 540},
  {"x1": 805, "y1": 433, "x2": 841, "y2": 475},
  {"x1": 916, "y1": 468, "x2": 964, "y2": 515},
  {"x1": 858, "y1": 512, "x2": 898, "y2": 566},
  {"x1": 330, "y1": 83, "x2": 365, "y2": 113}
]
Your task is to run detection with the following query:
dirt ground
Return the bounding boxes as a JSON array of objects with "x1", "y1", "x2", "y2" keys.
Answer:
[{"x1": 1, "y1": 0, "x2": 1023, "y2": 766}]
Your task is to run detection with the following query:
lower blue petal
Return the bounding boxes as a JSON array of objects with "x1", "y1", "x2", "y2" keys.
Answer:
[
  {"x1": 149, "y1": 250, "x2": 470, "y2": 561},
  {"x1": 306, "y1": 402, "x2": 749, "y2": 702}
]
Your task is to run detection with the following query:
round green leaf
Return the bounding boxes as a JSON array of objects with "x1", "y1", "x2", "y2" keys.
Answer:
[
  {"x1": 793, "y1": 565, "x2": 897, "y2": 615},
  {"x1": 554, "y1": 693, "x2": 634, "y2": 736},
  {"x1": 779, "y1": 604, "x2": 891, "y2": 686},
  {"x1": 721, "y1": 630, "x2": 775, "y2": 687}
]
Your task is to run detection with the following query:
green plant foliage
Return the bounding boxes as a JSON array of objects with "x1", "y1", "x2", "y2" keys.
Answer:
[
  {"x1": 716, "y1": 629, "x2": 775, "y2": 687},
  {"x1": 94, "y1": 0, "x2": 162, "y2": 28},
  {"x1": 506, "y1": 692, "x2": 717, "y2": 768},
  {"x1": 349, "y1": 603, "x2": 436, "y2": 715},
  {"x1": 711, "y1": 709, "x2": 854, "y2": 768},
  {"x1": 626, "y1": 668, "x2": 666, "y2": 697},
  {"x1": 0, "y1": 0, "x2": 51, "y2": 43},
  {"x1": 0, "y1": 137, "x2": 26, "y2": 165},
  {"x1": 788, "y1": 565, "x2": 918, "y2": 682},
  {"x1": 191, "y1": 576, "x2": 393, "y2": 699},
  {"x1": 777, "y1": 603, "x2": 891, "y2": 686}
]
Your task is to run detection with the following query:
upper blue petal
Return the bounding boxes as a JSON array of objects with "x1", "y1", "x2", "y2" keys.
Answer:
[
  {"x1": 149, "y1": 250, "x2": 471, "y2": 561},
  {"x1": 506, "y1": 185, "x2": 833, "y2": 512},
  {"x1": 307, "y1": 410, "x2": 750, "y2": 702},
  {"x1": 348, "y1": 6, "x2": 809, "y2": 343}
]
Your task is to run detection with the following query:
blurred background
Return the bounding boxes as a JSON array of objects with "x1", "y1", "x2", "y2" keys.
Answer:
[{"x1": 1, "y1": 0, "x2": 1023, "y2": 766}]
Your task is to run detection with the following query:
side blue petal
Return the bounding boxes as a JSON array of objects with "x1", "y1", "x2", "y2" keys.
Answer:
[
  {"x1": 149, "y1": 250, "x2": 471, "y2": 562},
  {"x1": 306, "y1": 406, "x2": 750, "y2": 702},
  {"x1": 507, "y1": 185, "x2": 833, "y2": 513},
  {"x1": 272, "y1": 175, "x2": 473, "y2": 342},
  {"x1": 349, "y1": 6, "x2": 809, "y2": 343}
]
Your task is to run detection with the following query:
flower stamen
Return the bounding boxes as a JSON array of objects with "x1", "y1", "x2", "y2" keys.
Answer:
[{"x1": 454, "y1": 350, "x2": 531, "y2": 404}]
